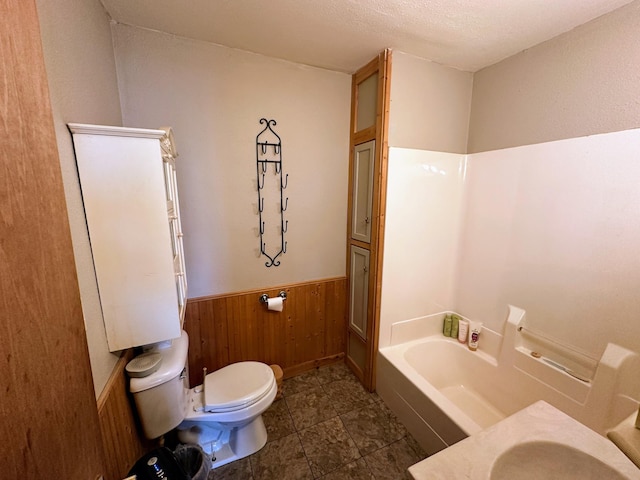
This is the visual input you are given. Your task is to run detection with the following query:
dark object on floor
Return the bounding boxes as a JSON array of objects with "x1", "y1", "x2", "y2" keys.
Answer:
[
  {"x1": 174, "y1": 443, "x2": 212, "y2": 480},
  {"x1": 128, "y1": 447, "x2": 188, "y2": 480}
]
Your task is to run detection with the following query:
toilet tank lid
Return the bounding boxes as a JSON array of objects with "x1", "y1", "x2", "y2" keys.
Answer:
[
  {"x1": 129, "y1": 331, "x2": 189, "y2": 393},
  {"x1": 126, "y1": 352, "x2": 162, "y2": 378}
]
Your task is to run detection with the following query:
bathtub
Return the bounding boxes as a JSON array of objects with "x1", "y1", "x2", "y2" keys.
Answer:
[{"x1": 377, "y1": 306, "x2": 640, "y2": 455}]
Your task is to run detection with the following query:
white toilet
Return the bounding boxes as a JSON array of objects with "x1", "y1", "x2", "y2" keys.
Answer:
[{"x1": 128, "y1": 330, "x2": 277, "y2": 468}]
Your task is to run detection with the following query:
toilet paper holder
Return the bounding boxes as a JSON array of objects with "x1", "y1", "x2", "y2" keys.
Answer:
[{"x1": 259, "y1": 291, "x2": 287, "y2": 304}]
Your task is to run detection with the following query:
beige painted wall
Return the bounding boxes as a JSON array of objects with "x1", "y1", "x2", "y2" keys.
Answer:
[
  {"x1": 36, "y1": 0, "x2": 122, "y2": 397},
  {"x1": 389, "y1": 51, "x2": 473, "y2": 154},
  {"x1": 468, "y1": 0, "x2": 640, "y2": 153},
  {"x1": 112, "y1": 24, "x2": 351, "y2": 298}
]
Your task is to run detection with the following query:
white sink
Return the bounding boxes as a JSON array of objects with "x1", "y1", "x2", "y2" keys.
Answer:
[
  {"x1": 490, "y1": 440, "x2": 629, "y2": 480},
  {"x1": 408, "y1": 401, "x2": 640, "y2": 479}
]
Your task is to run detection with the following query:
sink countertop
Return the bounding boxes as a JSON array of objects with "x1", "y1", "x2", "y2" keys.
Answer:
[
  {"x1": 408, "y1": 400, "x2": 640, "y2": 479},
  {"x1": 609, "y1": 410, "x2": 640, "y2": 468}
]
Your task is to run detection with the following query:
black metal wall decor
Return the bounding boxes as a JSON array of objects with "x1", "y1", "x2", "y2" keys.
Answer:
[{"x1": 256, "y1": 118, "x2": 288, "y2": 267}]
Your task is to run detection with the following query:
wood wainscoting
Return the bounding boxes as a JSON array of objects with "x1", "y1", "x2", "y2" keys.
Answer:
[
  {"x1": 98, "y1": 350, "x2": 156, "y2": 480},
  {"x1": 184, "y1": 277, "x2": 347, "y2": 386},
  {"x1": 95, "y1": 276, "x2": 346, "y2": 478}
]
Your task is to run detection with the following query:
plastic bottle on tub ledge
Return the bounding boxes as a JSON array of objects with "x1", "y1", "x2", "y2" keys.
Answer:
[
  {"x1": 443, "y1": 314, "x2": 452, "y2": 337},
  {"x1": 468, "y1": 320, "x2": 483, "y2": 351},
  {"x1": 451, "y1": 314, "x2": 460, "y2": 339},
  {"x1": 458, "y1": 318, "x2": 469, "y2": 344}
]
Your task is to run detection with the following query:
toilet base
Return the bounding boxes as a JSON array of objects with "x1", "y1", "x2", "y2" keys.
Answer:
[{"x1": 177, "y1": 414, "x2": 268, "y2": 469}]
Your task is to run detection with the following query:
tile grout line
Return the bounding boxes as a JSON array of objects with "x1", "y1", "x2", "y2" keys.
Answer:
[
  {"x1": 270, "y1": 364, "x2": 419, "y2": 479},
  {"x1": 287, "y1": 368, "x2": 362, "y2": 479},
  {"x1": 324, "y1": 370, "x2": 377, "y2": 478},
  {"x1": 283, "y1": 370, "x2": 323, "y2": 479}
]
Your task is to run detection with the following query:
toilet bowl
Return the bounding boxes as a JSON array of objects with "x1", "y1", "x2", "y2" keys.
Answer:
[{"x1": 128, "y1": 330, "x2": 277, "y2": 468}]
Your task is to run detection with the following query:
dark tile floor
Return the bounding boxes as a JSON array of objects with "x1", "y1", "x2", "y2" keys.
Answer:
[{"x1": 208, "y1": 362, "x2": 428, "y2": 480}]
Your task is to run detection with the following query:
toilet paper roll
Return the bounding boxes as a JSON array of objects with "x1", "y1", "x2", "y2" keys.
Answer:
[{"x1": 267, "y1": 296, "x2": 284, "y2": 312}]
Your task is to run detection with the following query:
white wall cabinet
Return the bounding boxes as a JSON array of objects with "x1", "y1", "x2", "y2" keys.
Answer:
[{"x1": 69, "y1": 124, "x2": 186, "y2": 351}]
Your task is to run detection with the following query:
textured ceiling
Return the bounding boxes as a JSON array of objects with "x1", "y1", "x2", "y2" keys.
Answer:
[{"x1": 100, "y1": 0, "x2": 635, "y2": 72}]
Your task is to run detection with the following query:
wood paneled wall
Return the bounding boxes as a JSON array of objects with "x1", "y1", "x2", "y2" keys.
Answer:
[
  {"x1": 98, "y1": 351, "x2": 156, "y2": 480},
  {"x1": 95, "y1": 276, "x2": 347, "y2": 477},
  {"x1": 184, "y1": 277, "x2": 347, "y2": 386},
  {"x1": 0, "y1": 1, "x2": 106, "y2": 477}
]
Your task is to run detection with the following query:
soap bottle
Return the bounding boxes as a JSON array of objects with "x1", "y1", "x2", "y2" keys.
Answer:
[
  {"x1": 451, "y1": 315, "x2": 459, "y2": 339},
  {"x1": 443, "y1": 314, "x2": 452, "y2": 337},
  {"x1": 468, "y1": 320, "x2": 482, "y2": 351},
  {"x1": 458, "y1": 319, "x2": 469, "y2": 343}
]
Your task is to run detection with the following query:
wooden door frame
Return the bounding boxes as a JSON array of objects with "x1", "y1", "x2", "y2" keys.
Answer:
[{"x1": 0, "y1": 1, "x2": 106, "y2": 477}]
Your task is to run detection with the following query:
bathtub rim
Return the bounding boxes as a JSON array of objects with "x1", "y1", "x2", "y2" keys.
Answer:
[{"x1": 379, "y1": 336, "x2": 493, "y2": 436}]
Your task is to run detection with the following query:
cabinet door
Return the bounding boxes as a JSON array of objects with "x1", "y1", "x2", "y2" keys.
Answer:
[
  {"x1": 71, "y1": 125, "x2": 181, "y2": 351},
  {"x1": 351, "y1": 140, "x2": 375, "y2": 243},
  {"x1": 349, "y1": 246, "x2": 370, "y2": 340}
]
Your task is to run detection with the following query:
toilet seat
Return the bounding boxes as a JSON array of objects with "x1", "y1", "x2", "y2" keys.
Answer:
[{"x1": 204, "y1": 361, "x2": 275, "y2": 413}]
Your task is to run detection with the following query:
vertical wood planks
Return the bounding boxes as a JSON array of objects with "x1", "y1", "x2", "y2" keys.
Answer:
[
  {"x1": 184, "y1": 277, "x2": 347, "y2": 385},
  {"x1": 97, "y1": 351, "x2": 154, "y2": 480}
]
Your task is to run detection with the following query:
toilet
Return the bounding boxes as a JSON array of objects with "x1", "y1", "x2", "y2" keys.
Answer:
[{"x1": 128, "y1": 330, "x2": 277, "y2": 468}]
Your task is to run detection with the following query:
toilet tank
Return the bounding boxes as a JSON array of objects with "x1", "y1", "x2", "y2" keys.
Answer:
[{"x1": 129, "y1": 330, "x2": 189, "y2": 439}]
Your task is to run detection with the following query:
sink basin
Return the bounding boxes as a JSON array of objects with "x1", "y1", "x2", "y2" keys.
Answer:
[
  {"x1": 408, "y1": 401, "x2": 640, "y2": 479},
  {"x1": 490, "y1": 440, "x2": 629, "y2": 480}
]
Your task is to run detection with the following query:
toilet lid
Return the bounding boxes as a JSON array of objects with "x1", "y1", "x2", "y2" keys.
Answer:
[{"x1": 204, "y1": 361, "x2": 275, "y2": 412}]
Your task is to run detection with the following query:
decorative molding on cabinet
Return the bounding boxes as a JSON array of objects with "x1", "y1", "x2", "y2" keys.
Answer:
[{"x1": 68, "y1": 123, "x2": 165, "y2": 138}]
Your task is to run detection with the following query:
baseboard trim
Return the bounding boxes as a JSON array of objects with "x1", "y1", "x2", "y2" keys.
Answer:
[{"x1": 282, "y1": 353, "x2": 345, "y2": 379}]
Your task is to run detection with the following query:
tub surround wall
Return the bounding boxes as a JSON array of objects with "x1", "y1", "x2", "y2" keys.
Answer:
[
  {"x1": 379, "y1": 148, "x2": 466, "y2": 349},
  {"x1": 383, "y1": 128, "x2": 640, "y2": 364},
  {"x1": 456, "y1": 128, "x2": 640, "y2": 359},
  {"x1": 468, "y1": 0, "x2": 640, "y2": 153},
  {"x1": 379, "y1": 51, "x2": 473, "y2": 360}
]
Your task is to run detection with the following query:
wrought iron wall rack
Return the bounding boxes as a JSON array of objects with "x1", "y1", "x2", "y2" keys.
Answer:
[{"x1": 256, "y1": 118, "x2": 288, "y2": 267}]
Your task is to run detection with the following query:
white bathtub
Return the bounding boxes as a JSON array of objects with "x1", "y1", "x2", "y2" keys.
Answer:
[{"x1": 377, "y1": 307, "x2": 640, "y2": 455}]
